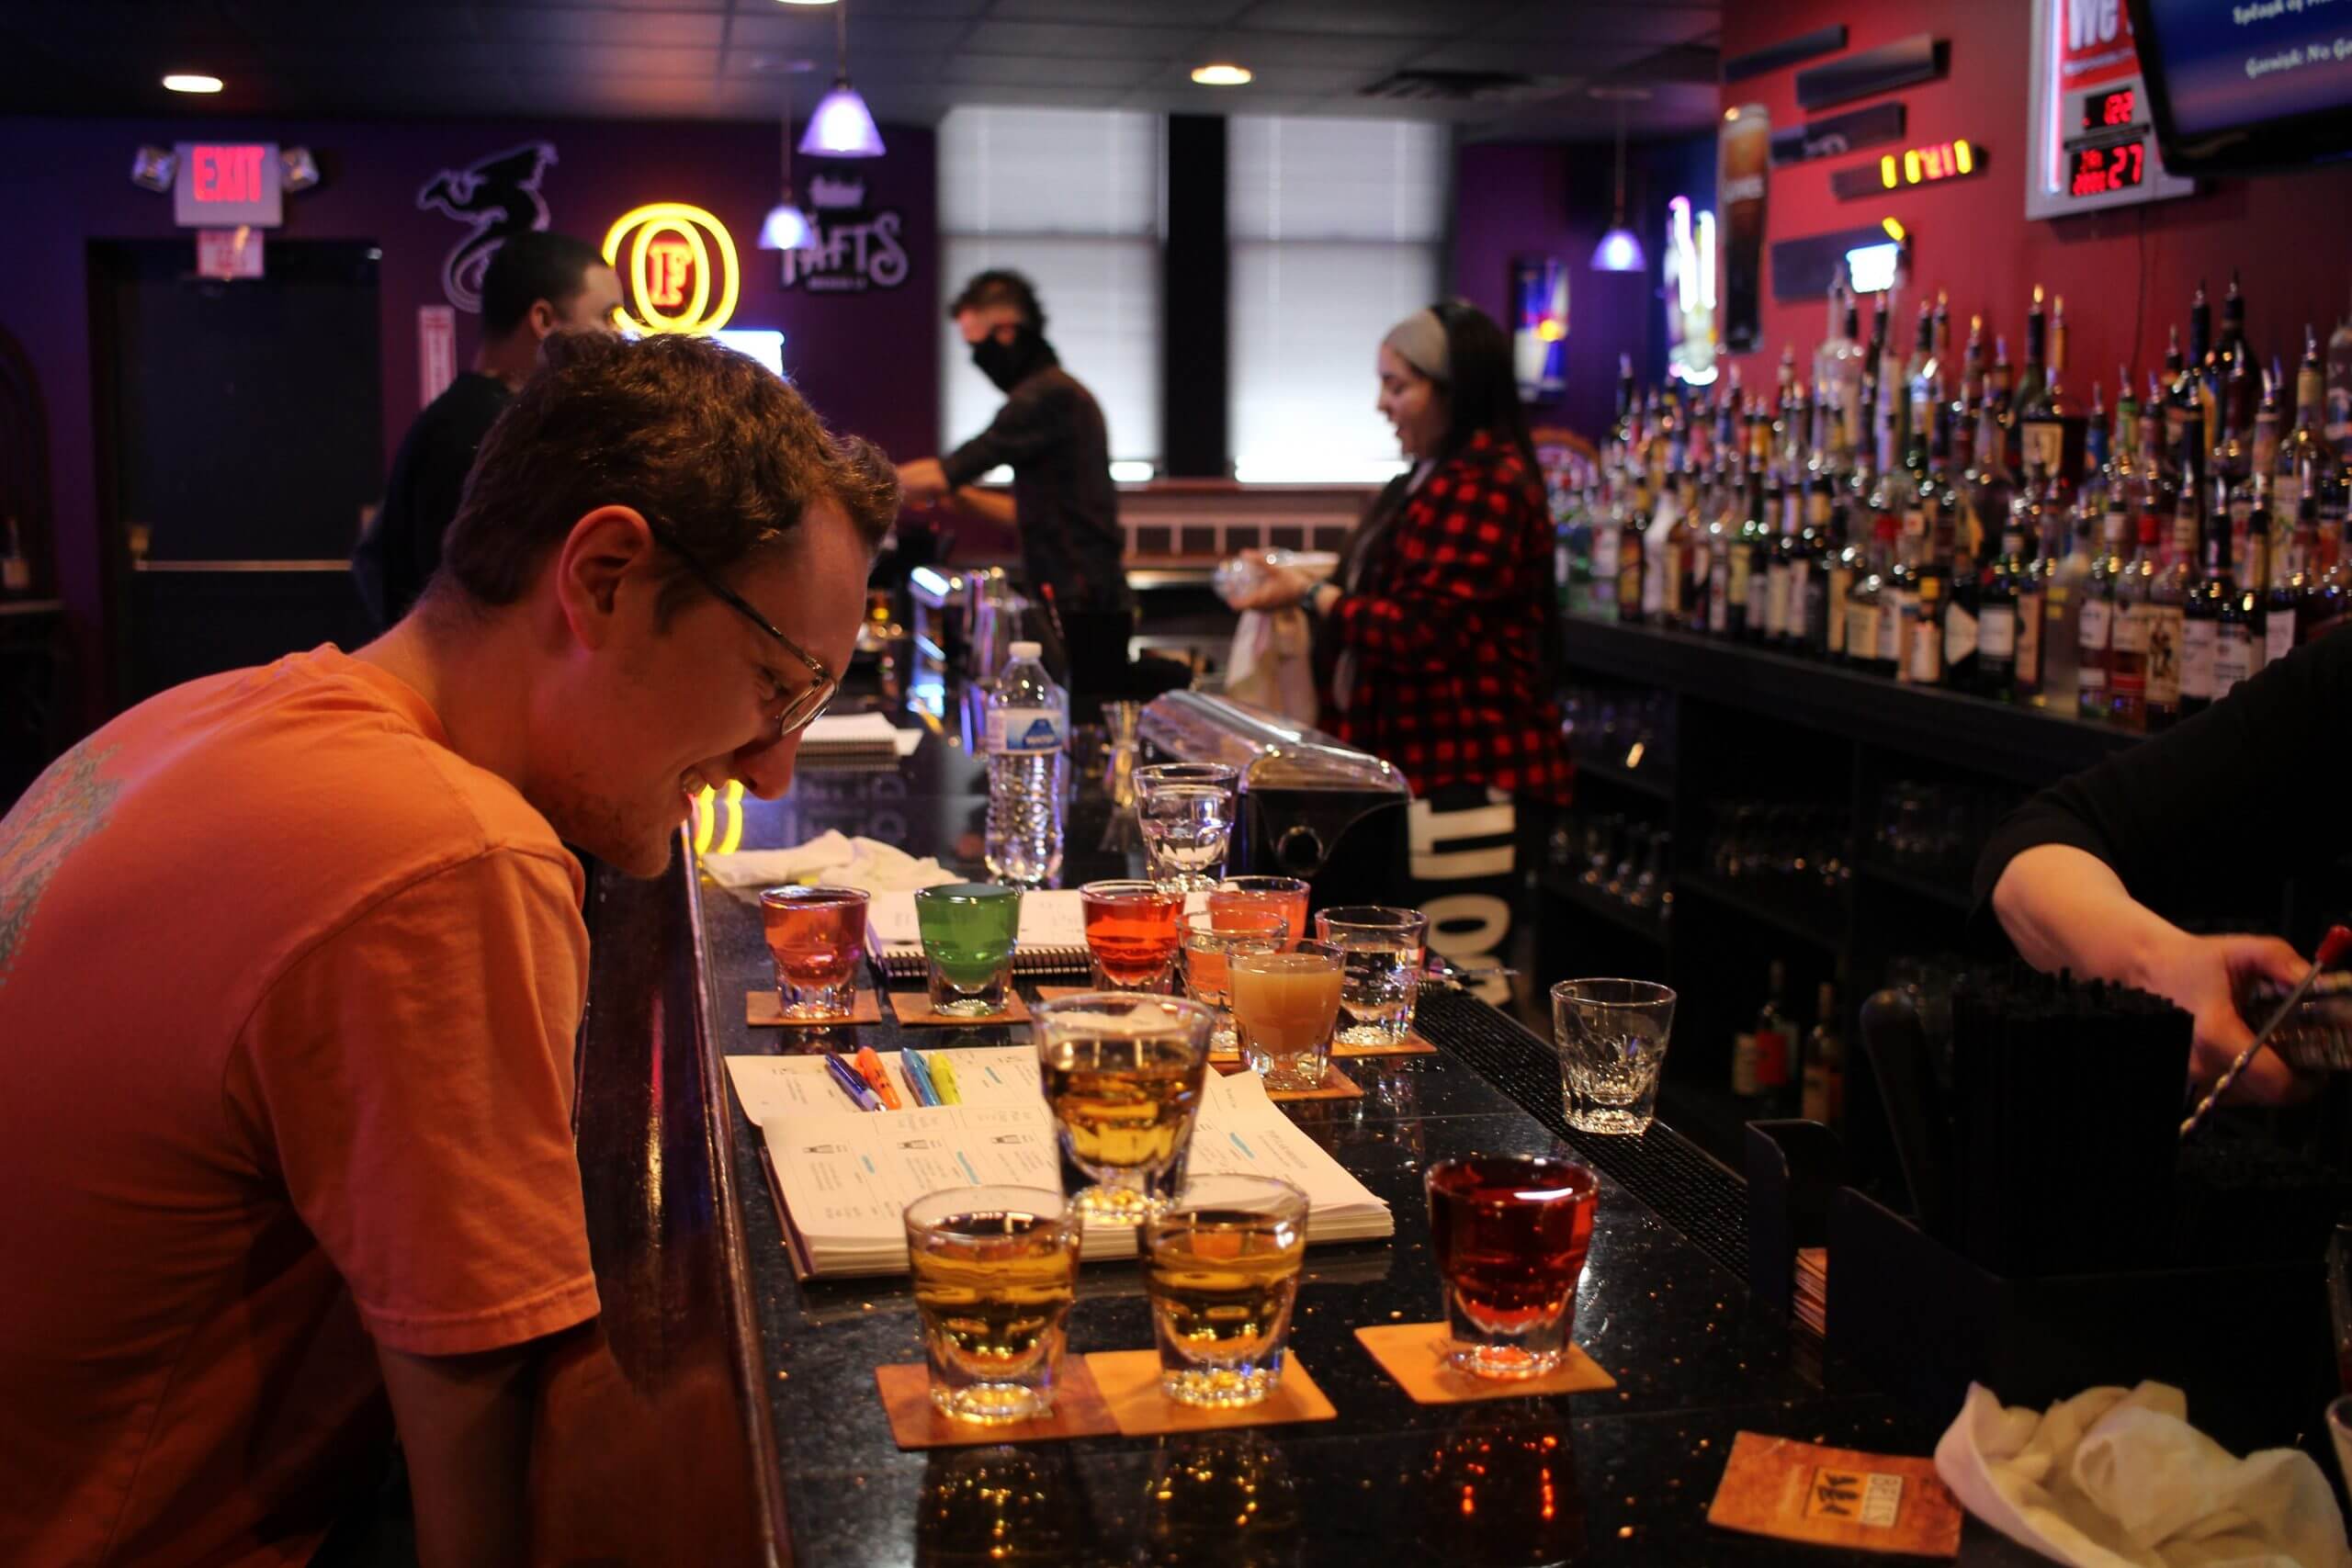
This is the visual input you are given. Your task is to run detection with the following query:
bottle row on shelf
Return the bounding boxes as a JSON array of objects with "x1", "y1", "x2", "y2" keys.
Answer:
[{"x1": 1555, "y1": 273, "x2": 2352, "y2": 731}]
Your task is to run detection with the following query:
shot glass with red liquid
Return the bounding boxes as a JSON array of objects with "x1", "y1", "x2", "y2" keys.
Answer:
[
  {"x1": 1210, "y1": 876, "x2": 1311, "y2": 949},
  {"x1": 758, "y1": 886, "x2": 870, "y2": 1021},
  {"x1": 1424, "y1": 1155, "x2": 1599, "y2": 1379},
  {"x1": 1079, "y1": 879, "x2": 1184, "y2": 991}
]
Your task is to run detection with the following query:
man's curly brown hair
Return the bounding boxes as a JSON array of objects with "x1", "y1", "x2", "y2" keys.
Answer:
[{"x1": 431, "y1": 331, "x2": 899, "y2": 619}]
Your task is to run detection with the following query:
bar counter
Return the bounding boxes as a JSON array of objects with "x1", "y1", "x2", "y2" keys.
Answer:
[{"x1": 553, "y1": 683, "x2": 2046, "y2": 1567}]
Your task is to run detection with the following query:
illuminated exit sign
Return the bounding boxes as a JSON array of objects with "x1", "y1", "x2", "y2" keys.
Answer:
[{"x1": 173, "y1": 142, "x2": 283, "y2": 229}]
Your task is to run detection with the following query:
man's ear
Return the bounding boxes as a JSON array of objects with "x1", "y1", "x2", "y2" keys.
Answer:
[
  {"x1": 527, "y1": 297, "x2": 560, "y2": 343},
  {"x1": 549, "y1": 506, "x2": 658, "y2": 650}
]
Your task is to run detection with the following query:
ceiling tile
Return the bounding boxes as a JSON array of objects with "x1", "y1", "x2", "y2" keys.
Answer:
[
  {"x1": 944, "y1": 53, "x2": 1162, "y2": 88},
  {"x1": 990, "y1": 0, "x2": 1254, "y2": 23},
  {"x1": 957, "y1": 20, "x2": 1212, "y2": 61},
  {"x1": 220, "y1": 2, "x2": 487, "y2": 44},
  {"x1": 1228, "y1": 0, "x2": 1519, "y2": 38},
  {"x1": 488, "y1": 0, "x2": 726, "y2": 12},
  {"x1": 1203, "y1": 28, "x2": 1432, "y2": 68},
  {"x1": 730, "y1": 11, "x2": 967, "y2": 51},
  {"x1": 478, "y1": 9, "x2": 728, "y2": 46},
  {"x1": 1476, "y1": 3, "x2": 1718, "y2": 47},
  {"x1": 1402, "y1": 39, "x2": 1651, "y2": 76},
  {"x1": 526, "y1": 42, "x2": 725, "y2": 76}
]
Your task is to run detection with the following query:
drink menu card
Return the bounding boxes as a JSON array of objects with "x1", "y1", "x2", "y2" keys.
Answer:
[
  {"x1": 726, "y1": 1046, "x2": 1393, "y2": 1278},
  {"x1": 862, "y1": 890, "x2": 1091, "y2": 976}
]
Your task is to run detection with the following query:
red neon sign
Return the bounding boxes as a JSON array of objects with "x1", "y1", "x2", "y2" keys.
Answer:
[
  {"x1": 189, "y1": 144, "x2": 268, "y2": 204},
  {"x1": 647, "y1": 240, "x2": 695, "y2": 309}
]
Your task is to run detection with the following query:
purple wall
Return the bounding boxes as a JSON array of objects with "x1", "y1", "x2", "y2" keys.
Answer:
[
  {"x1": 0, "y1": 114, "x2": 939, "y2": 731},
  {"x1": 1452, "y1": 137, "x2": 1712, "y2": 447}
]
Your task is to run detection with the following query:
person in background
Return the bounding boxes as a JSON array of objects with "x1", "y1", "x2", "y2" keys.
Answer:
[
  {"x1": 894, "y1": 269, "x2": 1134, "y2": 623},
  {"x1": 352, "y1": 230, "x2": 623, "y2": 629},
  {"x1": 0, "y1": 333, "x2": 896, "y2": 1568},
  {"x1": 1976, "y1": 633, "x2": 2351, "y2": 1107},
  {"x1": 1232, "y1": 300, "x2": 1572, "y2": 993}
]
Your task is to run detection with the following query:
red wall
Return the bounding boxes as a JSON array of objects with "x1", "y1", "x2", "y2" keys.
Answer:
[
  {"x1": 1717, "y1": 0, "x2": 2352, "y2": 398},
  {"x1": 0, "y1": 114, "x2": 939, "y2": 731}
]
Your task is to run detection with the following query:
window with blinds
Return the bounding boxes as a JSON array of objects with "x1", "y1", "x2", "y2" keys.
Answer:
[
  {"x1": 1228, "y1": 116, "x2": 1450, "y2": 484},
  {"x1": 937, "y1": 107, "x2": 1163, "y2": 474}
]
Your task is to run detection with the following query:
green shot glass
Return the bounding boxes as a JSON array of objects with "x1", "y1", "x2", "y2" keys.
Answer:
[{"x1": 916, "y1": 883, "x2": 1023, "y2": 1017}]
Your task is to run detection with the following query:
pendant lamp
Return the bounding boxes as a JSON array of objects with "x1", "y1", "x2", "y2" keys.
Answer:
[
  {"x1": 760, "y1": 78, "x2": 817, "y2": 252},
  {"x1": 799, "y1": 1, "x2": 885, "y2": 159},
  {"x1": 1590, "y1": 88, "x2": 1648, "y2": 274}
]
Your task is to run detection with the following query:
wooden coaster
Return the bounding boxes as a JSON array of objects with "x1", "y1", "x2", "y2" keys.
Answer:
[
  {"x1": 744, "y1": 988, "x2": 884, "y2": 1027},
  {"x1": 1214, "y1": 1059, "x2": 1363, "y2": 1102},
  {"x1": 888, "y1": 988, "x2": 1034, "y2": 1026},
  {"x1": 1081, "y1": 1349, "x2": 1337, "y2": 1437},
  {"x1": 1352, "y1": 1322, "x2": 1616, "y2": 1404},
  {"x1": 874, "y1": 1359, "x2": 1118, "y2": 1450},
  {"x1": 1208, "y1": 1032, "x2": 1437, "y2": 1065},
  {"x1": 1706, "y1": 1432, "x2": 1963, "y2": 1557}
]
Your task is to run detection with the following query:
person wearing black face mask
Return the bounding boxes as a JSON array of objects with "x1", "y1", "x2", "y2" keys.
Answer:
[{"x1": 896, "y1": 270, "x2": 1133, "y2": 618}]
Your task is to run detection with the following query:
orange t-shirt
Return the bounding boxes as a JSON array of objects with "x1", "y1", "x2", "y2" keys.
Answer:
[{"x1": 0, "y1": 647, "x2": 600, "y2": 1567}]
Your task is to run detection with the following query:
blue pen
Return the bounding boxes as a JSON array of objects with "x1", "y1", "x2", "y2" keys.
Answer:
[
  {"x1": 823, "y1": 1051, "x2": 884, "y2": 1111},
  {"x1": 909, "y1": 1050, "x2": 944, "y2": 1108},
  {"x1": 899, "y1": 1050, "x2": 933, "y2": 1107}
]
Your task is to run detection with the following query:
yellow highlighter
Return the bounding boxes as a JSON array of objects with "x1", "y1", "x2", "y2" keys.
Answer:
[{"x1": 927, "y1": 1052, "x2": 962, "y2": 1105}]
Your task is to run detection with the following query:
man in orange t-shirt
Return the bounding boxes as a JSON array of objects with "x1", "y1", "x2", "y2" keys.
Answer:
[{"x1": 0, "y1": 332, "x2": 897, "y2": 1567}]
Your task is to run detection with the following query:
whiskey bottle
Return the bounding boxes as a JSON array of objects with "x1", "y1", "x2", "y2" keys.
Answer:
[
  {"x1": 2081, "y1": 484, "x2": 2131, "y2": 720},
  {"x1": 2177, "y1": 485, "x2": 2225, "y2": 717},
  {"x1": 2110, "y1": 514, "x2": 2158, "y2": 730}
]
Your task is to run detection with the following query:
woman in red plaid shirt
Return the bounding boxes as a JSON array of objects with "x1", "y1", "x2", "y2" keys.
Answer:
[{"x1": 1236, "y1": 300, "x2": 1571, "y2": 998}]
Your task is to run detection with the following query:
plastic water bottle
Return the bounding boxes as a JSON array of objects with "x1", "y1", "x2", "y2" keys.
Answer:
[{"x1": 983, "y1": 641, "x2": 1067, "y2": 886}]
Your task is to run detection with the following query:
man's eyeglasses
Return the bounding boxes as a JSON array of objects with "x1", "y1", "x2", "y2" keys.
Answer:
[{"x1": 646, "y1": 523, "x2": 839, "y2": 741}]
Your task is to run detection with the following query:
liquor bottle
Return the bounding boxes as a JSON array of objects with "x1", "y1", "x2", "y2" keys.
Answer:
[
  {"x1": 1959, "y1": 312, "x2": 1987, "y2": 430},
  {"x1": 2014, "y1": 286, "x2": 2049, "y2": 423},
  {"x1": 2019, "y1": 290, "x2": 2082, "y2": 499},
  {"x1": 2304, "y1": 468, "x2": 2350, "y2": 644},
  {"x1": 1984, "y1": 470, "x2": 2046, "y2": 703},
  {"x1": 2165, "y1": 321, "x2": 2205, "y2": 492},
  {"x1": 1847, "y1": 506, "x2": 1892, "y2": 677},
  {"x1": 1659, "y1": 465, "x2": 1695, "y2": 628},
  {"x1": 1611, "y1": 354, "x2": 1638, "y2": 446},
  {"x1": 1752, "y1": 960, "x2": 1796, "y2": 1105},
  {"x1": 1616, "y1": 474, "x2": 1648, "y2": 625},
  {"x1": 1967, "y1": 396, "x2": 2013, "y2": 567},
  {"x1": 0, "y1": 518, "x2": 28, "y2": 598},
  {"x1": 2210, "y1": 357, "x2": 2253, "y2": 587},
  {"x1": 1910, "y1": 569, "x2": 1946, "y2": 686},
  {"x1": 2110, "y1": 514, "x2": 2158, "y2": 730},
  {"x1": 2189, "y1": 276, "x2": 2220, "y2": 459},
  {"x1": 1890, "y1": 428, "x2": 1929, "y2": 684},
  {"x1": 2253, "y1": 361, "x2": 2285, "y2": 495},
  {"x1": 2081, "y1": 482, "x2": 2131, "y2": 720},
  {"x1": 2177, "y1": 484, "x2": 2224, "y2": 717},
  {"x1": 2039, "y1": 475, "x2": 2091, "y2": 710},
  {"x1": 2269, "y1": 473, "x2": 2311, "y2": 666},
  {"x1": 2146, "y1": 508, "x2": 2188, "y2": 730},
  {"x1": 2286, "y1": 326, "x2": 2331, "y2": 525},
  {"x1": 2214, "y1": 474, "x2": 2269, "y2": 701},
  {"x1": 1704, "y1": 460, "x2": 1733, "y2": 637},
  {"x1": 2220, "y1": 268, "x2": 2253, "y2": 431},
  {"x1": 1795, "y1": 423, "x2": 1834, "y2": 656},
  {"x1": 2328, "y1": 296, "x2": 2352, "y2": 460},
  {"x1": 1740, "y1": 449, "x2": 1770, "y2": 641},
  {"x1": 1827, "y1": 479, "x2": 1862, "y2": 664},
  {"x1": 1802, "y1": 981, "x2": 1845, "y2": 1127},
  {"x1": 1903, "y1": 299, "x2": 1938, "y2": 457}
]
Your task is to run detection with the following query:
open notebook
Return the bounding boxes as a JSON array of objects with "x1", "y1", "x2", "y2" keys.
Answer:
[
  {"x1": 862, "y1": 888, "x2": 1091, "y2": 978},
  {"x1": 725, "y1": 1046, "x2": 1394, "y2": 1279}
]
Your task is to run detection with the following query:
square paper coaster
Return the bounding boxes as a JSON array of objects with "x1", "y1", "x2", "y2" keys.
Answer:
[
  {"x1": 1352, "y1": 1322, "x2": 1616, "y2": 1404},
  {"x1": 1214, "y1": 1059, "x2": 1363, "y2": 1102},
  {"x1": 874, "y1": 1359, "x2": 1118, "y2": 1450},
  {"x1": 1082, "y1": 1350, "x2": 1338, "y2": 1437},
  {"x1": 744, "y1": 988, "x2": 884, "y2": 1027},
  {"x1": 1707, "y1": 1432, "x2": 1962, "y2": 1558},
  {"x1": 888, "y1": 988, "x2": 1034, "y2": 1026}
]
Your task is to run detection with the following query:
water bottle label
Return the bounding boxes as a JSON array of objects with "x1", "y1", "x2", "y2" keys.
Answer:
[{"x1": 988, "y1": 706, "x2": 1064, "y2": 754}]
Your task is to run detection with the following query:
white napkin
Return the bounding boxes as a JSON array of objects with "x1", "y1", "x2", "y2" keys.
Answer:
[
  {"x1": 699, "y1": 832, "x2": 959, "y2": 897},
  {"x1": 1935, "y1": 1382, "x2": 2351, "y2": 1568},
  {"x1": 1224, "y1": 606, "x2": 1318, "y2": 724}
]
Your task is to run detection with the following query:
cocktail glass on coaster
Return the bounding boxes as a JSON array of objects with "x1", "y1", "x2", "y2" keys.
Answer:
[
  {"x1": 1078, "y1": 878, "x2": 1183, "y2": 991},
  {"x1": 904, "y1": 1184, "x2": 1080, "y2": 1425},
  {"x1": 1552, "y1": 977, "x2": 1677, "y2": 1135},
  {"x1": 1142, "y1": 1175, "x2": 1308, "y2": 1408},
  {"x1": 1228, "y1": 941, "x2": 1343, "y2": 1093},
  {"x1": 1179, "y1": 905, "x2": 1287, "y2": 1055},
  {"x1": 758, "y1": 885, "x2": 870, "y2": 1021},
  {"x1": 1135, "y1": 762, "x2": 1238, "y2": 892},
  {"x1": 1425, "y1": 1155, "x2": 1598, "y2": 1381},
  {"x1": 1316, "y1": 905, "x2": 1429, "y2": 1050},
  {"x1": 1031, "y1": 992, "x2": 1216, "y2": 1226},
  {"x1": 1210, "y1": 875, "x2": 1311, "y2": 946},
  {"x1": 915, "y1": 882, "x2": 1021, "y2": 1018}
]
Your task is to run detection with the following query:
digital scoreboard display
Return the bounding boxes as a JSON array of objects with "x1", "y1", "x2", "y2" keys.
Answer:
[
  {"x1": 2068, "y1": 140, "x2": 2146, "y2": 197},
  {"x1": 2081, "y1": 86, "x2": 2137, "y2": 132}
]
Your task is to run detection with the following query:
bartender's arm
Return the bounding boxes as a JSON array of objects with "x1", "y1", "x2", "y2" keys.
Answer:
[
  {"x1": 1976, "y1": 633, "x2": 2352, "y2": 1101},
  {"x1": 898, "y1": 383, "x2": 1064, "y2": 508}
]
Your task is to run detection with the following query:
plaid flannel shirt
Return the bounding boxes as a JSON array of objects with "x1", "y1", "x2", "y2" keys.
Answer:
[{"x1": 1319, "y1": 431, "x2": 1573, "y2": 806}]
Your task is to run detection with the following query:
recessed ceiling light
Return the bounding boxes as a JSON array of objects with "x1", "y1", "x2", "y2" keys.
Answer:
[
  {"x1": 163, "y1": 73, "x2": 224, "y2": 94},
  {"x1": 1191, "y1": 63, "x2": 1252, "y2": 86}
]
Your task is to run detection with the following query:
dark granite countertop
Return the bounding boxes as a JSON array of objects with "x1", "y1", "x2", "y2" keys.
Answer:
[{"x1": 678, "y1": 700, "x2": 2046, "y2": 1567}]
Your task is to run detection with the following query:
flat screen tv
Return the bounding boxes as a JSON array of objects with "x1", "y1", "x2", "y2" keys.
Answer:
[{"x1": 2126, "y1": 0, "x2": 2352, "y2": 175}]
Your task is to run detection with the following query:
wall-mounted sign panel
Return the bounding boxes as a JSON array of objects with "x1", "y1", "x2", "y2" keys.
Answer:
[
  {"x1": 1795, "y1": 35, "x2": 1944, "y2": 111},
  {"x1": 174, "y1": 142, "x2": 282, "y2": 229},
  {"x1": 1770, "y1": 103, "x2": 1907, "y2": 166},
  {"x1": 2024, "y1": 0, "x2": 2193, "y2": 219}
]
